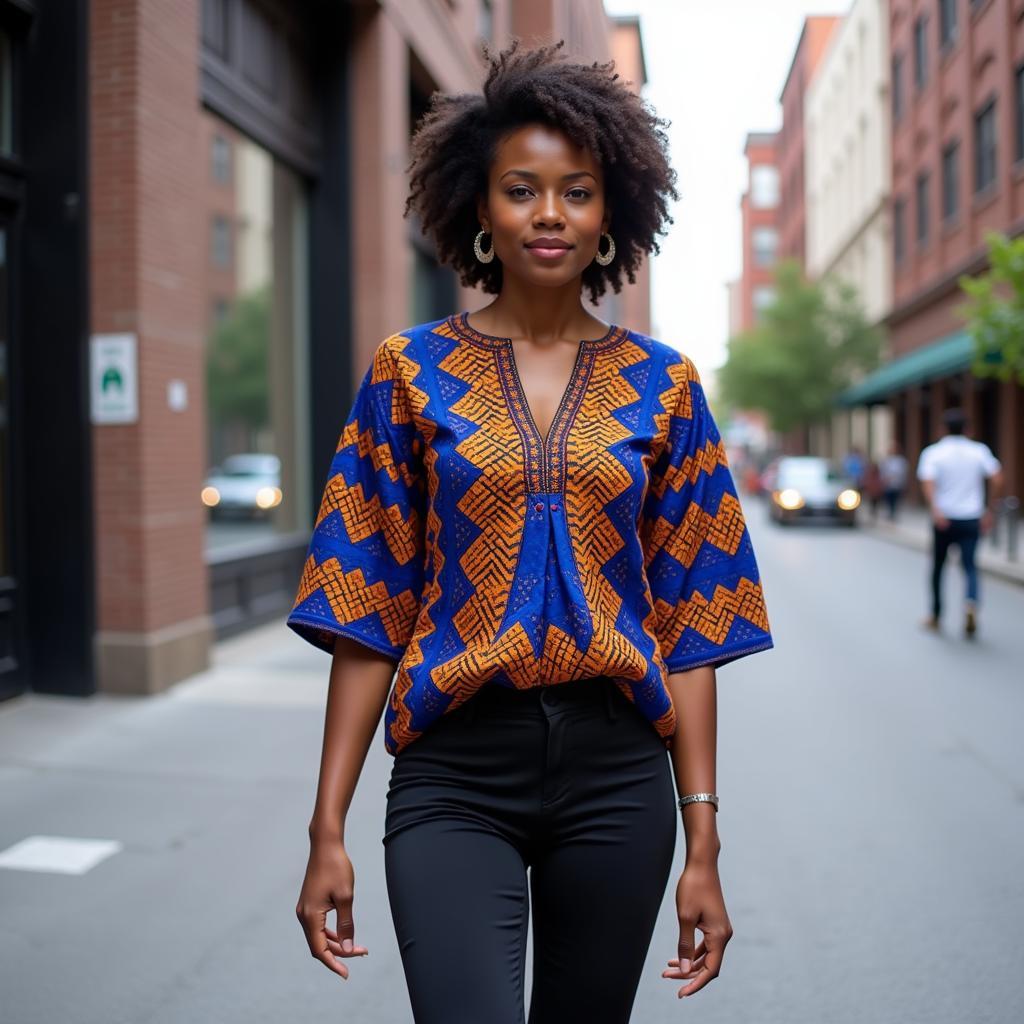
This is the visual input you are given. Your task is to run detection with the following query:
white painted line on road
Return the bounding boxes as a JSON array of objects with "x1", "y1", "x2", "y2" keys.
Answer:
[{"x1": 0, "y1": 835, "x2": 123, "y2": 875}]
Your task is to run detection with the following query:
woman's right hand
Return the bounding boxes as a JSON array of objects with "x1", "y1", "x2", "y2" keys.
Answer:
[{"x1": 295, "y1": 837, "x2": 369, "y2": 979}]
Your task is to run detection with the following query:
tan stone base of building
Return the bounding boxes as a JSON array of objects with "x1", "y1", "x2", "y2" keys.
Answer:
[{"x1": 95, "y1": 616, "x2": 214, "y2": 695}]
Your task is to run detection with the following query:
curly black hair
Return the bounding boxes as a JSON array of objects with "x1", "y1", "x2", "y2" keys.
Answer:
[{"x1": 404, "y1": 38, "x2": 679, "y2": 305}]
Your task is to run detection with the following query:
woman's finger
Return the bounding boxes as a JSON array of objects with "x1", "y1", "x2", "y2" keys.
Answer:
[
  {"x1": 676, "y1": 935, "x2": 728, "y2": 998},
  {"x1": 666, "y1": 939, "x2": 706, "y2": 966},
  {"x1": 323, "y1": 926, "x2": 369, "y2": 956}
]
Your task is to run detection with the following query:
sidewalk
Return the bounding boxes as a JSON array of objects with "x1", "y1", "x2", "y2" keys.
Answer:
[
  {"x1": 859, "y1": 504, "x2": 1024, "y2": 587},
  {"x1": 0, "y1": 620, "x2": 406, "y2": 1024}
]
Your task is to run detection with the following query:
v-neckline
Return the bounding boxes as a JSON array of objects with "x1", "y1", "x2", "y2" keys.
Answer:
[{"x1": 448, "y1": 311, "x2": 626, "y2": 493}]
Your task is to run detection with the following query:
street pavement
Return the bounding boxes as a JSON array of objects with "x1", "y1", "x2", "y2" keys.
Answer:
[{"x1": 1, "y1": 496, "x2": 1022, "y2": 1023}]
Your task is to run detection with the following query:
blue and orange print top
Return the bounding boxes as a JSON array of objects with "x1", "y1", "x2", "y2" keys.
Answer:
[{"x1": 287, "y1": 312, "x2": 774, "y2": 755}]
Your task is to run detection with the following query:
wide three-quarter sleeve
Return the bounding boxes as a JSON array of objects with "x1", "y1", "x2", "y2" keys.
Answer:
[
  {"x1": 287, "y1": 336, "x2": 427, "y2": 659},
  {"x1": 640, "y1": 354, "x2": 773, "y2": 673}
]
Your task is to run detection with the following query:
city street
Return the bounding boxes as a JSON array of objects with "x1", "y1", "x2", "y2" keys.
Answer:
[{"x1": 1, "y1": 498, "x2": 1022, "y2": 1023}]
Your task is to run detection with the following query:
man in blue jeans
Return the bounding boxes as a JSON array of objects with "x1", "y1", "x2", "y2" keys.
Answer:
[{"x1": 916, "y1": 408, "x2": 1003, "y2": 637}]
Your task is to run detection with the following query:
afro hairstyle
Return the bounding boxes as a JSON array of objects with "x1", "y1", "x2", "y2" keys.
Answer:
[{"x1": 404, "y1": 38, "x2": 679, "y2": 305}]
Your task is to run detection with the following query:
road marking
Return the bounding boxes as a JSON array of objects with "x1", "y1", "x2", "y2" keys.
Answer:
[{"x1": 0, "y1": 835, "x2": 123, "y2": 875}]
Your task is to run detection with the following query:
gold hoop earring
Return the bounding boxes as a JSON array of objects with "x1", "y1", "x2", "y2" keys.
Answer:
[
  {"x1": 474, "y1": 229, "x2": 495, "y2": 264},
  {"x1": 594, "y1": 232, "x2": 616, "y2": 267}
]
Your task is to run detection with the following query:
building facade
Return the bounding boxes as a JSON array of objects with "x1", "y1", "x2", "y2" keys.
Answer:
[
  {"x1": 806, "y1": 0, "x2": 893, "y2": 459},
  {"x1": 841, "y1": 0, "x2": 1024, "y2": 502},
  {"x1": 778, "y1": 15, "x2": 842, "y2": 268},
  {"x1": 4, "y1": 0, "x2": 648, "y2": 703}
]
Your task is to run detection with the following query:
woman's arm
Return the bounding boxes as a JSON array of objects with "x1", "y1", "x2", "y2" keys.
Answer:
[
  {"x1": 296, "y1": 635, "x2": 396, "y2": 979},
  {"x1": 662, "y1": 664, "x2": 733, "y2": 999},
  {"x1": 308, "y1": 635, "x2": 395, "y2": 843}
]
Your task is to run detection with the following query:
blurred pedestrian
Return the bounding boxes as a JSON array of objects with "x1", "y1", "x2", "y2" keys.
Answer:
[
  {"x1": 862, "y1": 458, "x2": 884, "y2": 519},
  {"x1": 842, "y1": 445, "x2": 866, "y2": 489},
  {"x1": 916, "y1": 408, "x2": 1003, "y2": 637},
  {"x1": 288, "y1": 39, "x2": 774, "y2": 1022},
  {"x1": 879, "y1": 440, "x2": 908, "y2": 520}
]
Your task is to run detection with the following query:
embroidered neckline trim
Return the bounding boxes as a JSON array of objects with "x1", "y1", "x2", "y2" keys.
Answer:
[{"x1": 447, "y1": 311, "x2": 628, "y2": 352}]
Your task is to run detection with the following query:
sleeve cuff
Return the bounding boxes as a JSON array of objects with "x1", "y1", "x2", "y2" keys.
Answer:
[
  {"x1": 663, "y1": 635, "x2": 775, "y2": 673},
  {"x1": 286, "y1": 611, "x2": 405, "y2": 662}
]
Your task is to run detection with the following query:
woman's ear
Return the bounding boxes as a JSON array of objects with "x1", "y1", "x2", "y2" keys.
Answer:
[
  {"x1": 476, "y1": 195, "x2": 490, "y2": 233},
  {"x1": 601, "y1": 210, "x2": 612, "y2": 234}
]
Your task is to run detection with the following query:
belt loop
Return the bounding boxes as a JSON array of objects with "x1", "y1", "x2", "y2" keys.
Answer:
[{"x1": 603, "y1": 676, "x2": 618, "y2": 722}]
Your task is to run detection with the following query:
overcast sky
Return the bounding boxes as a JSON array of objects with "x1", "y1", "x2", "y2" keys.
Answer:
[{"x1": 603, "y1": 0, "x2": 851, "y2": 375}]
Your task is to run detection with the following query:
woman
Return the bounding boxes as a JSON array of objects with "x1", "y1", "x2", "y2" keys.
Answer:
[{"x1": 291, "y1": 40, "x2": 773, "y2": 1023}]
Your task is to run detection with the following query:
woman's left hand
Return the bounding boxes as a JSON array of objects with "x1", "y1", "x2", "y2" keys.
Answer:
[{"x1": 662, "y1": 863, "x2": 733, "y2": 999}]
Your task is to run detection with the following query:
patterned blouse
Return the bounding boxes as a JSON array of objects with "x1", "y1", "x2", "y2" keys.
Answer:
[{"x1": 287, "y1": 312, "x2": 773, "y2": 756}]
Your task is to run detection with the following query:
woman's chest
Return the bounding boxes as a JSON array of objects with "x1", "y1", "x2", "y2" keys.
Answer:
[{"x1": 409, "y1": 327, "x2": 667, "y2": 501}]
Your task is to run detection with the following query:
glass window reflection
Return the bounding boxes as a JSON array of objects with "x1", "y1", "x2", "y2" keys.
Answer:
[{"x1": 201, "y1": 111, "x2": 310, "y2": 555}]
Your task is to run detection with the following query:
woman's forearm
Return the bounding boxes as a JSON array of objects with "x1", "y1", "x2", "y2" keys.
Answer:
[
  {"x1": 666, "y1": 665, "x2": 720, "y2": 864},
  {"x1": 307, "y1": 635, "x2": 397, "y2": 844}
]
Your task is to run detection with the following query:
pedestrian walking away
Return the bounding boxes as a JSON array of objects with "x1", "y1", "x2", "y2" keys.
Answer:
[
  {"x1": 288, "y1": 39, "x2": 774, "y2": 1024},
  {"x1": 879, "y1": 440, "x2": 908, "y2": 521},
  {"x1": 916, "y1": 407, "x2": 1003, "y2": 637}
]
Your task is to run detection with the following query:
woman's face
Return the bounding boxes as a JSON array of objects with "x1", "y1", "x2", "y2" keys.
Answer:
[{"x1": 477, "y1": 123, "x2": 609, "y2": 289}]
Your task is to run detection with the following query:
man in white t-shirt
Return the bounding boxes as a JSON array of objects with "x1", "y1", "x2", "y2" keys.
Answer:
[{"x1": 916, "y1": 408, "x2": 1003, "y2": 637}]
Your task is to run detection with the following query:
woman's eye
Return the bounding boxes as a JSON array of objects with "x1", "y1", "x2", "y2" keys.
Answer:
[
  {"x1": 508, "y1": 185, "x2": 534, "y2": 199},
  {"x1": 567, "y1": 188, "x2": 591, "y2": 200}
]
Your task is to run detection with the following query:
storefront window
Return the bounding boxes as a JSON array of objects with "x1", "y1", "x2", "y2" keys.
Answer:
[{"x1": 201, "y1": 111, "x2": 310, "y2": 554}]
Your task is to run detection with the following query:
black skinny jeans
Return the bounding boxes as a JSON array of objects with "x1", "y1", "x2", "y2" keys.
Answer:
[{"x1": 382, "y1": 675, "x2": 677, "y2": 1024}]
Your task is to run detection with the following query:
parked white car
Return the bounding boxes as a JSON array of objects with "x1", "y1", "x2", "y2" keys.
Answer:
[{"x1": 202, "y1": 453, "x2": 282, "y2": 519}]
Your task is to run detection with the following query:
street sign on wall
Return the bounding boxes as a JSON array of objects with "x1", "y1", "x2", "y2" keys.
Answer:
[{"x1": 90, "y1": 332, "x2": 138, "y2": 425}]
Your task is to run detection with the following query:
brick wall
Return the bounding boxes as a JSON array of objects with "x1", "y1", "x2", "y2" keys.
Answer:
[{"x1": 90, "y1": 0, "x2": 211, "y2": 690}]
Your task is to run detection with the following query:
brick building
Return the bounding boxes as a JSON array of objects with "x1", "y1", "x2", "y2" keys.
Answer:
[
  {"x1": 840, "y1": 0, "x2": 1024, "y2": 503},
  {"x1": 738, "y1": 131, "x2": 781, "y2": 332},
  {"x1": 3, "y1": 0, "x2": 648, "y2": 702},
  {"x1": 806, "y1": 0, "x2": 893, "y2": 461},
  {"x1": 777, "y1": 15, "x2": 841, "y2": 268}
]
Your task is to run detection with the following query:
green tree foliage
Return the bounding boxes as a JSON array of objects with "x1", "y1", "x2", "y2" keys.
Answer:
[
  {"x1": 958, "y1": 231, "x2": 1024, "y2": 385},
  {"x1": 718, "y1": 260, "x2": 882, "y2": 434},
  {"x1": 206, "y1": 284, "x2": 271, "y2": 435}
]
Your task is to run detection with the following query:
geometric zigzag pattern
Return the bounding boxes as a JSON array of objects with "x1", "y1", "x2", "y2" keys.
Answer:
[{"x1": 286, "y1": 312, "x2": 774, "y2": 757}]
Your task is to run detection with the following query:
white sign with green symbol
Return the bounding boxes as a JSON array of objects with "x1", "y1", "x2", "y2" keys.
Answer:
[{"x1": 90, "y1": 332, "x2": 138, "y2": 424}]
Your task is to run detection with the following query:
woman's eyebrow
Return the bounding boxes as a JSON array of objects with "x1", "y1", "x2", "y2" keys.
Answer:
[{"x1": 498, "y1": 169, "x2": 598, "y2": 182}]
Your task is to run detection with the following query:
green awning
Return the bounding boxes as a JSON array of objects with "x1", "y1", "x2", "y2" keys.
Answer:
[{"x1": 838, "y1": 330, "x2": 976, "y2": 406}]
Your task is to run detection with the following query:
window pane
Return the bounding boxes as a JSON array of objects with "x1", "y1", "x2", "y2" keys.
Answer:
[
  {"x1": 942, "y1": 142, "x2": 959, "y2": 221},
  {"x1": 752, "y1": 227, "x2": 778, "y2": 267},
  {"x1": 201, "y1": 110, "x2": 311, "y2": 555},
  {"x1": 750, "y1": 165, "x2": 780, "y2": 208},
  {"x1": 752, "y1": 286, "x2": 776, "y2": 322},
  {"x1": 914, "y1": 16, "x2": 928, "y2": 88},
  {"x1": 975, "y1": 101, "x2": 997, "y2": 192},
  {"x1": 916, "y1": 172, "x2": 930, "y2": 244}
]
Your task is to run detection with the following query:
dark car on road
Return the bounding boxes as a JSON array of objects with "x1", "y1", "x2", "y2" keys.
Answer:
[{"x1": 767, "y1": 455, "x2": 860, "y2": 527}]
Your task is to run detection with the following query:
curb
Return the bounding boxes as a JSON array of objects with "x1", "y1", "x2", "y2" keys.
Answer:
[{"x1": 860, "y1": 520, "x2": 1024, "y2": 588}]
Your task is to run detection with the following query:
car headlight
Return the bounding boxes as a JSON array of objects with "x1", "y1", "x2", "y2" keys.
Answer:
[
  {"x1": 776, "y1": 488, "x2": 805, "y2": 510},
  {"x1": 201, "y1": 486, "x2": 220, "y2": 507},
  {"x1": 255, "y1": 486, "x2": 283, "y2": 509},
  {"x1": 837, "y1": 489, "x2": 861, "y2": 510}
]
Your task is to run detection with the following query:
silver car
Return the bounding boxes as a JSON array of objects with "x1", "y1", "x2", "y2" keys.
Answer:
[{"x1": 768, "y1": 456, "x2": 860, "y2": 527}]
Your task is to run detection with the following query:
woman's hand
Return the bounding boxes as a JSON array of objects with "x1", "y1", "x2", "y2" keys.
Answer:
[
  {"x1": 296, "y1": 837, "x2": 369, "y2": 979},
  {"x1": 662, "y1": 862, "x2": 733, "y2": 999}
]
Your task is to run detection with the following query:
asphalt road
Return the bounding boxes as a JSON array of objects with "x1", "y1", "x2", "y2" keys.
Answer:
[{"x1": 1, "y1": 495, "x2": 1022, "y2": 1023}]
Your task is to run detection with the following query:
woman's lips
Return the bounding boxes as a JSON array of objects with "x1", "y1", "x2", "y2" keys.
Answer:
[{"x1": 525, "y1": 240, "x2": 574, "y2": 260}]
